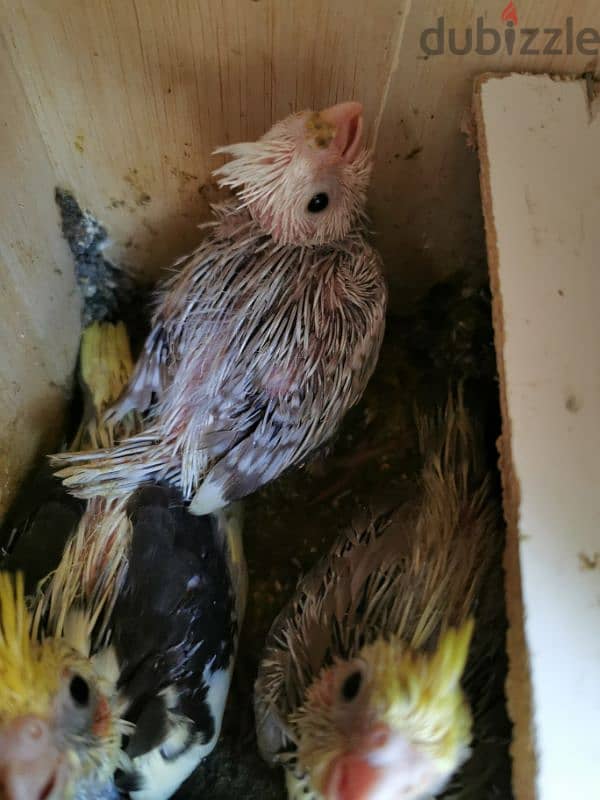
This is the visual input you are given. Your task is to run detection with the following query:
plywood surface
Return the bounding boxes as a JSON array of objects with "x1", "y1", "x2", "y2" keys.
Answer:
[
  {"x1": 373, "y1": 0, "x2": 600, "y2": 299},
  {"x1": 4, "y1": 2, "x2": 600, "y2": 293},
  {"x1": 475, "y1": 72, "x2": 600, "y2": 800},
  {"x1": 0, "y1": 30, "x2": 80, "y2": 519},
  {"x1": 1, "y1": 0, "x2": 410, "y2": 281}
]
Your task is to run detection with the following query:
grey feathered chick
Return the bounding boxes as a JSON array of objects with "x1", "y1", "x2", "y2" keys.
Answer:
[
  {"x1": 254, "y1": 394, "x2": 505, "y2": 800},
  {"x1": 51, "y1": 101, "x2": 387, "y2": 515}
]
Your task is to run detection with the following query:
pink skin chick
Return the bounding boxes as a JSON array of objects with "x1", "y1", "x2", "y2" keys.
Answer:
[{"x1": 52, "y1": 100, "x2": 387, "y2": 519}]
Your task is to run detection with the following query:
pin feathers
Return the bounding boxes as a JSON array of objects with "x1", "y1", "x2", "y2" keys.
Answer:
[
  {"x1": 254, "y1": 394, "x2": 504, "y2": 800},
  {"x1": 51, "y1": 101, "x2": 387, "y2": 515}
]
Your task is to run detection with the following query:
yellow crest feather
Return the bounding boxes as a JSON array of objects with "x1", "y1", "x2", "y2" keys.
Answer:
[
  {"x1": 294, "y1": 620, "x2": 475, "y2": 784},
  {"x1": 0, "y1": 572, "x2": 66, "y2": 719},
  {"x1": 369, "y1": 619, "x2": 474, "y2": 770},
  {"x1": 428, "y1": 618, "x2": 474, "y2": 696}
]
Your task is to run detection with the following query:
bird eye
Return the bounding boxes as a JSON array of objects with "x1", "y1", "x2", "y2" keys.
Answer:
[
  {"x1": 69, "y1": 674, "x2": 90, "y2": 707},
  {"x1": 307, "y1": 193, "x2": 329, "y2": 213},
  {"x1": 340, "y1": 670, "x2": 362, "y2": 702}
]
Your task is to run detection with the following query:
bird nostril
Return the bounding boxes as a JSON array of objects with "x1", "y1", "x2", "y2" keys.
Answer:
[
  {"x1": 367, "y1": 725, "x2": 389, "y2": 749},
  {"x1": 25, "y1": 720, "x2": 45, "y2": 742}
]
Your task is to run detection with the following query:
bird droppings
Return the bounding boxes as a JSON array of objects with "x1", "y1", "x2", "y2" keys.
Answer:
[
  {"x1": 187, "y1": 575, "x2": 202, "y2": 590},
  {"x1": 55, "y1": 189, "x2": 134, "y2": 327},
  {"x1": 74, "y1": 133, "x2": 85, "y2": 153},
  {"x1": 579, "y1": 552, "x2": 600, "y2": 571},
  {"x1": 404, "y1": 145, "x2": 423, "y2": 160},
  {"x1": 141, "y1": 219, "x2": 159, "y2": 236},
  {"x1": 123, "y1": 168, "x2": 155, "y2": 207},
  {"x1": 171, "y1": 165, "x2": 200, "y2": 183},
  {"x1": 306, "y1": 112, "x2": 335, "y2": 149},
  {"x1": 54, "y1": 189, "x2": 150, "y2": 360},
  {"x1": 565, "y1": 393, "x2": 583, "y2": 413},
  {"x1": 177, "y1": 270, "x2": 512, "y2": 799}
]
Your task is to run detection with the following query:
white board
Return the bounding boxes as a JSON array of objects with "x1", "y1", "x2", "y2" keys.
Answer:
[{"x1": 475, "y1": 73, "x2": 600, "y2": 799}]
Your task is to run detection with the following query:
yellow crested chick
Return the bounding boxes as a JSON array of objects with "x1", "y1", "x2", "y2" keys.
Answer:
[
  {"x1": 255, "y1": 394, "x2": 501, "y2": 800},
  {"x1": 0, "y1": 320, "x2": 137, "y2": 800},
  {"x1": 291, "y1": 622, "x2": 474, "y2": 800},
  {"x1": 0, "y1": 572, "x2": 130, "y2": 800}
]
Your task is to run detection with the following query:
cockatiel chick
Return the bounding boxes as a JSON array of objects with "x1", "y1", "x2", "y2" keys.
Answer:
[
  {"x1": 0, "y1": 320, "x2": 247, "y2": 800},
  {"x1": 254, "y1": 396, "x2": 503, "y2": 800},
  {"x1": 52, "y1": 101, "x2": 387, "y2": 515}
]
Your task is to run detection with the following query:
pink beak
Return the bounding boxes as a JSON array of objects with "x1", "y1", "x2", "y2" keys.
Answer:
[
  {"x1": 322, "y1": 723, "x2": 442, "y2": 800},
  {"x1": 0, "y1": 716, "x2": 67, "y2": 800},
  {"x1": 319, "y1": 101, "x2": 364, "y2": 163},
  {"x1": 325, "y1": 753, "x2": 379, "y2": 800},
  {"x1": 324, "y1": 725, "x2": 389, "y2": 800},
  {"x1": 323, "y1": 723, "x2": 390, "y2": 800}
]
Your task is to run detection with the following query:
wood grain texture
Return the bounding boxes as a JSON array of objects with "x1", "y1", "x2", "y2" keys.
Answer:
[
  {"x1": 0, "y1": 27, "x2": 80, "y2": 519},
  {"x1": 2, "y1": 0, "x2": 409, "y2": 281},
  {"x1": 372, "y1": 0, "x2": 600, "y2": 301},
  {"x1": 4, "y1": 1, "x2": 597, "y2": 294}
]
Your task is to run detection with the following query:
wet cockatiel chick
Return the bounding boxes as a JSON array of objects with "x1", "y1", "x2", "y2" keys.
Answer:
[
  {"x1": 52, "y1": 101, "x2": 387, "y2": 515},
  {"x1": 0, "y1": 571, "x2": 127, "y2": 800},
  {"x1": 0, "y1": 321, "x2": 247, "y2": 800},
  {"x1": 254, "y1": 397, "x2": 503, "y2": 800},
  {"x1": 0, "y1": 494, "x2": 245, "y2": 800}
]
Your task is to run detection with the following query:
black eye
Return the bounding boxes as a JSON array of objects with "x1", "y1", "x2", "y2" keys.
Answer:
[
  {"x1": 341, "y1": 670, "x2": 362, "y2": 702},
  {"x1": 307, "y1": 193, "x2": 329, "y2": 213},
  {"x1": 69, "y1": 675, "x2": 90, "y2": 707}
]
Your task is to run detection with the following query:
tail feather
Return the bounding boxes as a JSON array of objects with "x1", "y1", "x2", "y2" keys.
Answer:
[
  {"x1": 50, "y1": 433, "x2": 173, "y2": 500},
  {"x1": 104, "y1": 323, "x2": 167, "y2": 422},
  {"x1": 70, "y1": 321, "x2": 140, "y2": 452},
  {"x1": 34, "y1": 320, "x2": 142, "y2": 639},
  {"x1": 51, "y1": 321, "x2": 162, "y2": 500}
]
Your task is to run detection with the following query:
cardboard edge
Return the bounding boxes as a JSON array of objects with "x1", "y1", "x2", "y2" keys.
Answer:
[{"x1": 472, "y1": 72, "x2": 537, "y2": 800}]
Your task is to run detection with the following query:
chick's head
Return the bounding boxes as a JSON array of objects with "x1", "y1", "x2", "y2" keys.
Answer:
[
  {"x1": 0, "y1": 573, "x2": 125, "y2": 800},
  {"x1": 291, "y1": 620, "x2": 475, "y2": 800},
  {"x1": 214, "y1": 101, "x2": 371, "y2": 246}
]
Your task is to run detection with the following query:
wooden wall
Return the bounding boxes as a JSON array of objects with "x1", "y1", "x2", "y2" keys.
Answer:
[
  {"x1": 476, "y1": 72, "x2": 600, "y2": 800},
  {"x1": 1, "y1": 0, "x2": 599, "y2": 512}
]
